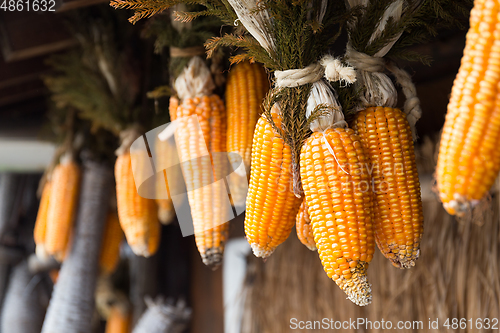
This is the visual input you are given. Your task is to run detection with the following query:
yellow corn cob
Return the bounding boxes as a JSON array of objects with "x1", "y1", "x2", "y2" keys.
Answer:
[
  {"x1": 437, "y1": 0, "x2": 500, "y2": 216},
  {"x1": 295, "y1": 200, "x2": 316, "y2": 251},
  {"x1": 155, "y1": 135, "x2": 176, "y2": 225},
  {"x1": 300, "y1": 127, "x2": 374, "y2": 306},
  {"x1": 34, "y1": 180, "x2": 51, "y2": 257},
  {"x1": 352, "y1": 107, "x2": 423, "y2": 268},
  {"x1": 45, "y1": 157, "x2": 80, "y2": 261},
  {"x1": 115, "y1": 152, "x2": 160, "y2": 257},
  {"x1": 244, "y1": 112, "x2": 302, "y2": 258},
  {"x1": 226, "y1": 61, "x2": 269, "y2": 205},
  {"x1": 105, "y1": 306, "x2": 131, "y2": 333},
  {"x1": 99, "y1": 212, "x2": 124, "y2": 274},
  {"x1": 172, "y1": 95, "x2": 229, "y2": 268}
]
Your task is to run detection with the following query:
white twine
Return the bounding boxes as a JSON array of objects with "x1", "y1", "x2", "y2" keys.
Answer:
[{"x1": 274, "y1": 56, "x2": 356, "y2": 88}]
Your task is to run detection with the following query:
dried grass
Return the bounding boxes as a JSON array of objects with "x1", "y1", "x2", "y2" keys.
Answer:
[{"x1": 241, "y1": 137, "x2": 500, "y2": 333}]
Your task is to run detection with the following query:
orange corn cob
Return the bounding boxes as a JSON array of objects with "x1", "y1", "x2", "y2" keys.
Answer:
[
  {"x1": 437, "y1": 0, "x2": 500, "y2": 216},
  {"x1": 244, "y1": 112, "x2": 302, "y2": 258},
  {"x1": 115, "y1": 152, "x2": 160, "y2": 257},
  {"x1": 34, "y1": 180, "x2": 51, "y2": 256},
  {"x1": 45, "y1": 158, "x2": 80, "y2": 261},
  {"x1": 352, "y1": 107, "x2": 423, "y2": 268},
  {"x1": 105, "y1": 306, "x2": 131, "y2": 333},
  {"x1": 99, "y1": 212, "x2": 124, "y2": 274},
  {"x1": 295, "y1": 200, "x2": 316, "y2": 251},
  {"x1": 300, "y1": 127, "x2": 374, "y2": 306},
  {"x1": 172, "y1": 95, "x2": 229, "y2": 268},
  {"x1": 226, "y1": 61, "x2": 269, "y2": 205},
  {"x1": 155, "y1": 135, "x2": 177, "y2": 225}
]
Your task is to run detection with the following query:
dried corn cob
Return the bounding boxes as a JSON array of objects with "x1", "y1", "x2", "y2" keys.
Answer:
[
  {"x1": 105, "y1": 306, "x2": 131, "y2": 333},
  {"x1": 115, "y1": 152, "x2": 160, "y2": 257},
  {"x1": 295, "y1": 200, "x2": 316, "y2": 251},
  {"x1": 172, "y1": 94, "x2": 230, "y2": 268},
  {"x1": 437, "y1": 0, "x2": 500, "y2": 216},
  {"x1": 155, "y1": 131, "x2": 183, "y2": 225},
  {"x1": 99, "y1": 212, "x2": 124, "y2": 274},
  {"x1": 45, "y1": 156, "x2": 81, "y2": 261},
  {"x1": 34, "y1": 180, "x2": 51, "y2": 258},
  {"x1": 352, "y1": 107, "x2": 423, "y2": 268},
  {"x1": 226, "y1": 61, "x2": 269, "y2": 205},
  {"x1": 300, "y1": 126, "x2": 375, "y2": 306},
  {"x1": 244, "y1": 111, "x2": 302, "y2": 258}
]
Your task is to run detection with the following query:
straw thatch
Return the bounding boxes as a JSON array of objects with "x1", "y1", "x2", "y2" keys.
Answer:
[{"x1": 241, "y1": 137, "x2": 500, "y2": 333}]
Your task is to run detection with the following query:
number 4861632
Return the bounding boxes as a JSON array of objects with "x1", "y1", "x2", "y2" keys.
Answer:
[{"x1": 0, "y1": 0, "x2": 56, "y2": 11}]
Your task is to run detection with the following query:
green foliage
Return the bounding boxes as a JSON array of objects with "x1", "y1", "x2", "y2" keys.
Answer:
[{"x1": 44, "y1": 6, "x2": 155, "y2": 137}]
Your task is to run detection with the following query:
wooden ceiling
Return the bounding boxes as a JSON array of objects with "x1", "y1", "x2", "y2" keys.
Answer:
[
  {"x1": 0, "y1": 7, "x2": 467, "y2": 140},
  {"x1": 0, "y1": 1, "x2": 106, "y2": 138}
]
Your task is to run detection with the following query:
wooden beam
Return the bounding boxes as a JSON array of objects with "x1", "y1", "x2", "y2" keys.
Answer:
[{"x1": 0, "y1": 12, "x2": 74, "y2": 62}]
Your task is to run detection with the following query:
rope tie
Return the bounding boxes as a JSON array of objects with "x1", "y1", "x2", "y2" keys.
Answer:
[
  {"x1": 345, "y1": 45, "x2": 385, "y2": 73},
  {"x1": 346, "y1": 45, "x2": 421, "y2": 140},
  {"x1": 274, "y1": 55, "x2": 356, "y2": 88}
]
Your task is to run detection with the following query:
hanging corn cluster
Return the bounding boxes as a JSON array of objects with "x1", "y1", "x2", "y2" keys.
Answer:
[
  {"x1": 345, "y1": 0, "x2": 424, "y2": 269},
  {"x1": 169, "y1": 57, "x2": 231, "y2": 268},
  {"x1": 437, "y1": 0, "x2": 500, "y2": 216}
]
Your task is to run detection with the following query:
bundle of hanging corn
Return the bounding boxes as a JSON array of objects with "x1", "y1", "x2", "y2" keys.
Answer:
[
  {"x1": 43, "y1": 14, "x2": 162, "y2": 258},
  {"x1": 436, "y1": 0, "x2": 500, "y2": 216},
  {"x1": 139, "y1": 9, "x2": 233, "y2": 268}
]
